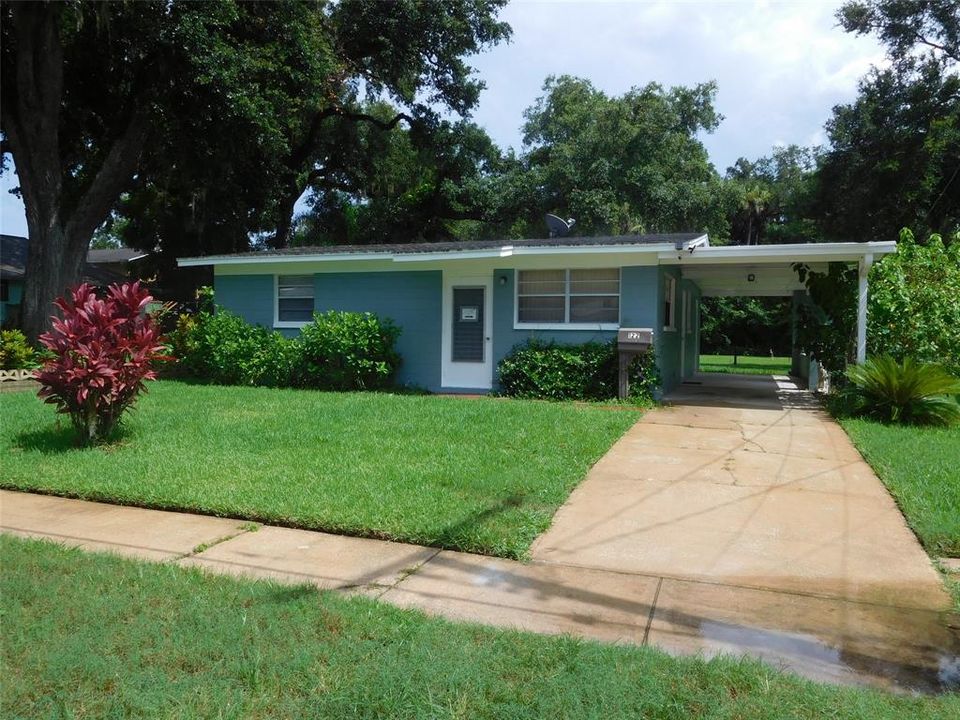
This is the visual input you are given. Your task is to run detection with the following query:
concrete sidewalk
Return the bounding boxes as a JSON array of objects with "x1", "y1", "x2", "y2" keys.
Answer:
[{"x1": 2, "y1": 489, "x2": 958, "y2": 694}]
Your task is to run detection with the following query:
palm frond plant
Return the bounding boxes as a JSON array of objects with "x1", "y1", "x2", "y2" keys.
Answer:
[{"x1": 845, "y1": 356, "x2": 960, "y2": 426}]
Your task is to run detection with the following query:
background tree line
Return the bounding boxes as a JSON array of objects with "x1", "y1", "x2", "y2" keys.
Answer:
[{"x1": 2, "y1": 0, "x2": 958, "y2": 340}]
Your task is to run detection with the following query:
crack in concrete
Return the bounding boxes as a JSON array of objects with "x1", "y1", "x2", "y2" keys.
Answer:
[
  {"x1": 371, "y1": 548, "x2": 442, "y2": 599},
  {"x1": 642, "y1": 577, "x2": 663, "y2": 645},
  {"x1": 171, "y1": 524, "x2": 260, "y2": 562}
]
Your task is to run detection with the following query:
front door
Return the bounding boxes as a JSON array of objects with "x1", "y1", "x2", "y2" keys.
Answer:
[{"x1": 442, "y1": 274, "x2": 492, "y2": 390}]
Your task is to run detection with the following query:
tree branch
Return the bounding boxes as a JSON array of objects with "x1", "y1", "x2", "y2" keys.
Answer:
[
  {"x1": 337, "y1": 110, "x2": 414, "y2": 131},
  {"x1": 287, "y1": 107, "x2": 414, "y2": 172},
  {"x1": 65, "y1": 102, "x2": 152, "y2": 243},
  {"x1": 287, "y1": 107, "x2": 339, "y2": 170},
  {"x1": 914, "y1": 31, "x2": 958, "y2": 64}
]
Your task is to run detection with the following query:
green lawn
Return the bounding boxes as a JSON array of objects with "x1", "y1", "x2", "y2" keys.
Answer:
[
  {"x1": 700, "y1": 355, "x2": 792, "y2": 375},
  {"x1": 0, "y1": 381, "x2": 639, "y2": 559},
  {"x1": 2, "y1": 537, "x2": 956, "y2": 719},
  {"x1": 840, "y1": 418, "x2": 960, "y2": 558}
]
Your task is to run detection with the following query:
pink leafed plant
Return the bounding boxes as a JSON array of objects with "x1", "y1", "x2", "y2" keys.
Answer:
[{"x1": 35, "y1": 282, "x2": 170, "y2": 444}]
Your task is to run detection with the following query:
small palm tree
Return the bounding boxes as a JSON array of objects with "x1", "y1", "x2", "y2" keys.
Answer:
[{"x1": 846, "y1": 356, "x2": 960, "y2": 426}]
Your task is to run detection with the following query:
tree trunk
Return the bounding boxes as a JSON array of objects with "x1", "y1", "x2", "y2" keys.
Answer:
[
  {"x1": 21, "y1": 222, "x2": 87, "y2": 343},
  {"x1": 3, "y1": 4, "x2": 152, "y2": 342},
  {"x1": 271, "y1": 177, "x2": 301, "y2": 249}
]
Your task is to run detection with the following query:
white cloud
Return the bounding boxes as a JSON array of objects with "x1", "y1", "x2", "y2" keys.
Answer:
[{"x1": 469, "y1": 0, "x2": 887, "y2": 170}]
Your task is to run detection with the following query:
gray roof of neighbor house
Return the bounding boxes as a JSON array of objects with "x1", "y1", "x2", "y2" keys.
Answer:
[
  {"x1": 0, "y1": 235, "x2": 147, "y2": 284},
  {"x1": 178, "y1": 232, "x2": 709, "y2": 265},
  {"x1": 1, "y1": 234, "x2": 28, "y2": 279},
  {"x1": 86, "y1": 247, "x2": 149, "y2": 264}
]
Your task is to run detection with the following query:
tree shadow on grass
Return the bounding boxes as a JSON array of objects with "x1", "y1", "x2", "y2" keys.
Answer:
[
  {"x1": 13, "y1": 424, "x2": 132, "y2": 455},
  {"x1": 259, "y1": 584, "x2": 320, "y2": 605},
  {"x1": 433, "y1": 493, "x2": 528, "y2": 556}
]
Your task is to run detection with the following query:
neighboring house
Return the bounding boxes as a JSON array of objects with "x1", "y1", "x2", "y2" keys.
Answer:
[
  {"x1": 0, "y1": 235, "x2": 148, "y2": 326},
  {"x1": 179, "y1": 234, "x2": 894, "y2": 394},
  {"x1": 86, "y1": 247, "x2": 150, "y2": 281},
  {"x1": 0, "y1": 235, "x2": 27, "y2": 327}
]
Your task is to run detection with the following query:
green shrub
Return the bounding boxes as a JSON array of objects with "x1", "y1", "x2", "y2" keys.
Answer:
[
  {"x1": 175, "y1": 310, "x2": 297, "y2": 387},
  {"x1": 0, "y1": 330, "x2": 37, "y2": 370},
  {"x1": 497, "y1": 339, "x2": 658, "y2": 402},
  {"x1": 795, "y1": 229, "x2": 960, "y2": 375},
  {"x1": 170, "y1": 305, "x2": 402, "y2": 391},
  {"x1": 295, "y1": 311, "x2": 401, "y2": 391},
  {"x1": 868, "y1": 229, "x2": 960, "y2": 376},
  {"x1": 845, "y1": 355, "x2": 960, "y2": 426}
]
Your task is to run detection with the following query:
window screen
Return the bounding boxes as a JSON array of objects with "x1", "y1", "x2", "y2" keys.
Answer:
[
  {"x1": 277, "y1": 275, "x2": 314, "y2": 323},
  {"x1": 517, "y1": 269, "x2": 619, "y2": 325}
]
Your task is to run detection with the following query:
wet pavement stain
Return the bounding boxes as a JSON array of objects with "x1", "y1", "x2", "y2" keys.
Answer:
[
  {"x1": 691, "y1": 615, "x2": 960, "y2": 694},
  {"x1": 646, "y1": 575, "x2": 960, "y2": 694}
]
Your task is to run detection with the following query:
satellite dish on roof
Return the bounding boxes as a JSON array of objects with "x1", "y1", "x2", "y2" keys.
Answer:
[{"x1": 545, "y1": 214, "x2": 576, "y2": 238}]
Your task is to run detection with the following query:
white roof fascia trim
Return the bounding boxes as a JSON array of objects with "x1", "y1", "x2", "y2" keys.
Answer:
[
  {"x1": 178, "y1": 252, "x2": 395, "y2": 267},
  {"x1": 178, "y1": 242, "x2": 679, "y2": 267},
  {"x1": 393, "y1": 243, "x2": 676, "y2": 262}
]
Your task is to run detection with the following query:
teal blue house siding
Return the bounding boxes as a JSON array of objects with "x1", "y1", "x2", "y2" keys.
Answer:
[
  {"x1": 214, "y1": 274, "x2": 275, "y2": 329},
  {"x1": 620, "y1": 266, "x2": 659, "y2": 327},
  {"x1": 312, "y1": 271, "x2": 442, "y2": 390},
  {"x1": 681, "y1": 279, "x2": 702, "y2": 378},
  {"x1": 655, "y1": 266, "x2": 683, "y2": 393},
  {"x1": 216, "y1": 264, "x2": 695, "y2": 395}
]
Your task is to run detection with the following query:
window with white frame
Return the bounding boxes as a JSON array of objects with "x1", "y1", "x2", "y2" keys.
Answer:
[
  {"x1": 276, "y1": 274, "x2": 314, "y2": 324},
  {"x1": 663, "y1": 275, "x2": 677, "y2": 330},
  {"x1": 516, "y1": 269, "x2": 619, "y2": 326}
]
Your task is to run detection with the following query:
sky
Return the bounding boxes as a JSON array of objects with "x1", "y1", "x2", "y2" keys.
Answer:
[{"x1": 0, "y1": 0, "x2": 887, "y2": 238}]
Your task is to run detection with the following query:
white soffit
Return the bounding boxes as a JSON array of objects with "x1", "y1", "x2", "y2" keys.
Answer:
[{"x1": 684, "y1": 263, "x2": 827, "y2": 297}]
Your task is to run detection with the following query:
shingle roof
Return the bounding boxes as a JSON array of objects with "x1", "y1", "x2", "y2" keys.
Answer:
[
  {"x1": 0, "y1": 235, "x2": 147, "y2": 284},
  {"x1": 1, "y1": 234, "x2": 28, "y2": 279},
  {"x1": 86, "y1": 248, "x2": 148, "y2": 264},
  {"x1": 185, "y1": 233, "x2": 706, "y2": 262}
]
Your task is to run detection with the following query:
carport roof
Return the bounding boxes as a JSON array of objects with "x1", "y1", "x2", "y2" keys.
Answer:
[{"x1": 661, "y1": 240, "x2": 897, "y2": 297}]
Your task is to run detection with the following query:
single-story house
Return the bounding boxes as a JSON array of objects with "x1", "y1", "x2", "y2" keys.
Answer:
[
  {"x1": 177, "y1": 234, "x2": 895, "y2": 394},
  {"x1": 0, "y1": 235, "x2": 149, "y2": 326}
]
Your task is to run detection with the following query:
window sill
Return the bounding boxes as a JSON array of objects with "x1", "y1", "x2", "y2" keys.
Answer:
[
  {"x1": 514, "y1": 323, "x2": 619, "y2": 331},
  {"x1": 274, "y1": 321, "x2": 310, "y2": 329}
]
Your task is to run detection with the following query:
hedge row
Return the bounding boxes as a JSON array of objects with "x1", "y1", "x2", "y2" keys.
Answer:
[
  {"x1": 169, "y1": 303, "x2": 659, "y2": 401},
  {"x1": 170, "y1": 308, "x2": 401, "y2": 391},
  {"x1": 496, "y1": 339, "x2": 659, "y2": 402}
]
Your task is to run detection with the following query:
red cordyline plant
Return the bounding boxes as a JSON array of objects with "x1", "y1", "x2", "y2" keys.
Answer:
[{"x1": 35, "y1": 282, "x2": 169, "y2": 444}]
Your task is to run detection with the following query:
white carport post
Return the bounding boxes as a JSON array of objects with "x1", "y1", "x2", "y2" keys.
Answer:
[{"x1": 856, "y1": 253, "x2": 873, "y2": 363}]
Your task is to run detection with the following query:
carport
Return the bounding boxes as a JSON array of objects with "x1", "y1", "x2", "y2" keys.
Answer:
[{"x1": 659, "y1": 241, "x2": 897, "y2": 381}]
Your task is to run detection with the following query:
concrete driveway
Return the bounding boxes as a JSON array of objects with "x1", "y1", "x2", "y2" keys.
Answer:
[{"x1": 532, "y1": 373, "x2": 952, "y2": 611}]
